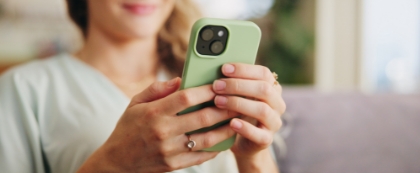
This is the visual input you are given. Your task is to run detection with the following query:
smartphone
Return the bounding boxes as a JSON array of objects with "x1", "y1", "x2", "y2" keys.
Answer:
[{"x1": 178, "y1": 18, "x2": 261, "y2": 151}]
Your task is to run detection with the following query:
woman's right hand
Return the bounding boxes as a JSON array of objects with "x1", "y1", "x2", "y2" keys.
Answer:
[{"x1": 77, "y1": 77, "x2": 237, "y2": 173}]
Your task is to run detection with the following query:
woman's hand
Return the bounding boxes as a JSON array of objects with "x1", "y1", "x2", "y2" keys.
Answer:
[
  {"x1": 78, "y1": 77, "x2": 237, "y2": 173},
  {"x1": 212, "y1": 63, "x2": 286, "y2": 157}
]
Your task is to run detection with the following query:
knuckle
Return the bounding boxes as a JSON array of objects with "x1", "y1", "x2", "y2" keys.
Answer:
[
  {"x1": 260, "y1": 82, "x2": 273, "y2": 97},
  {"x1": 202, "y1": 134, "x2": 215, "y2": 148},
  {"x1": 260, "y1": 135, "x2": 273, "y2": 146},
  {"x1": 233, "y1": 98, "x2": 242, "y2": 110},
  {"x1": 157, "y1": 144, "x2": 172, "y2": 157},
  {"x1": 232, "y1": 80, "x2": 241, "y2": 93},
  {"x1": 261, "y1": 66, "x2": 272, "y2": 80},
  {"x1": 178, "y1": 91, "x2": 193, "y2": 107},
  {"x1": 162, "y1": 159, "x2": 180, "y2": 172},
  {"x1": 259, "y1": 104, "x2": 272, "y2": 119},
  {"x1": 145, "y1": 106, "x2": 161, "y2": 117},
  {"x1": 152, "y1": 127, "x2": 170, "y2": 141},
  {"x1": 148, "y1": 82, "x2": 161, "y2": 95},
  {"x1": 197, "y1": 109, "x2": 212, "y2": 127}
]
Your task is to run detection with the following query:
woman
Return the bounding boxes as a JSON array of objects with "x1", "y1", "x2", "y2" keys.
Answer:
[{"x1": 0, "y1": 0, "x2": 286, "y2": 172}]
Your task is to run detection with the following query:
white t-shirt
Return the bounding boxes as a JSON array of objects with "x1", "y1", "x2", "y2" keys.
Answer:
[{"x1": 0, "y1": 54, "x2": 239, "y2": 173}]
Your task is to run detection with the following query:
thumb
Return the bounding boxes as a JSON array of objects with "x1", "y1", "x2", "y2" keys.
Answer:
[{"x1": 128, "y1": 77, "x2": 181, "y2": 107}]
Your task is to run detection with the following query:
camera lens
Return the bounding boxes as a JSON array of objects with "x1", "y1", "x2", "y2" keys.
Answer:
[
  {"x1": 210, "y1": 41, "x2": 224, "y2": 54},
  {"x1": 201, "y1": 29, "x2": 214, "y2": 41},
  {"x1": 218, "y1": 30, "x2": 224, "y2": 37}
]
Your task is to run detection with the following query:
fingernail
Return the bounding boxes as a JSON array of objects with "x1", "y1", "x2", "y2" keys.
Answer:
[
  {"x1": 167, "y1": 78, "x2": 178, "y2": 87},
  {"x1": 215, "y1": 96, "x2": 227, "y2": 106},
  {"x1": 223, "y1": 64, "x2": 235, "y2": 74},
  {"x1": 231, "y1": 119, "x2": 242, "y2": 130},
  {"x1": 213, "y1": 80, "x2": 226, "y2": 91}
]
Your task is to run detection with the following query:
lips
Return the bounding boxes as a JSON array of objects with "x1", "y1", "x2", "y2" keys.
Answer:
[{"x1": 122, "y1": 3, "x2": 156, "y2": 15}]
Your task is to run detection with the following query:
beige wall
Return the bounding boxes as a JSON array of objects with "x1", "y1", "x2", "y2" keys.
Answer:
[{"x1": 315, "y1": 0, "x2": 363, "y2": 91}]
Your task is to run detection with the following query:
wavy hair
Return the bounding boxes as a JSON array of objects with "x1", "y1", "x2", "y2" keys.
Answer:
[{"x1": 65, "y1": 0, "x2": 202, "y2": 76}]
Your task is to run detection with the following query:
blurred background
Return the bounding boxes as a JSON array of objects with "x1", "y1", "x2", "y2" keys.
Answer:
[
  {"x1": 0, "y1": 0, "x2": 419, "y2": 94},
  {"x1": 0, "y1": 0, "x2": 419, "y2": 172}
]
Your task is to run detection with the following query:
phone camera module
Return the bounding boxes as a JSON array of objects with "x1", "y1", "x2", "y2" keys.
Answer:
[
  {"x1": 210, "y1": 41, "x2": 224, "y2": 54},
  {"x1": 196, "y1": 25, "x2": 228, "y2": 56},
  {"x1": 201, "y1": 29, "x2": 214, "y2": 41}
]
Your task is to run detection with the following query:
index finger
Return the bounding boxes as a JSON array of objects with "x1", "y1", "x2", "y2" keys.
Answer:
[
  {"x1": 175, "y1": 107, "x2": 239, "y2": 135},
  {"x1": 221, "y1": 63, "x2": 276, "y2": 83},
  {"x1": 150, "y1": 84, "x2": 216, "y2": 116}
]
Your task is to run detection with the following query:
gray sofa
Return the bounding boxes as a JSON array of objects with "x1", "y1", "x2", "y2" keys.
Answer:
[{"x1": 278, "y1": 88, "x2": 420, "y2": 173}]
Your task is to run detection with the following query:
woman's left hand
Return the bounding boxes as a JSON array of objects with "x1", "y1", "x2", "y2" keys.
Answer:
[{"x1": 212, "y1": 63, "x2": 286, "y2": 157}]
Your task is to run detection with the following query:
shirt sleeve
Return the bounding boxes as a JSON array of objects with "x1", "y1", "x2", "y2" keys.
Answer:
[{"x1": 0, "y1": 71, "x2": 46, "y2": 173}]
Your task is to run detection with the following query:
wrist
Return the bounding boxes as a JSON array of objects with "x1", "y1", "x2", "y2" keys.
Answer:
[
  {"x1": 235, "y1": 149, "x2": 278, "y2": 173},
  {"x1": 77, "y1": 145, "x2": 123, "y2": 173},
  {"x1": 234, "y1": 147, "x2": 270, "y2": 161}
]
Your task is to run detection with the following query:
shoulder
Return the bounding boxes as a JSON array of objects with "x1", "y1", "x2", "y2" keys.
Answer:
[
  {"x1": 0, "y1": 54, "x2": 69, "y2": 86},
  {"x1": 0, "y1": 56, "x2": 67, "y2": 173}
]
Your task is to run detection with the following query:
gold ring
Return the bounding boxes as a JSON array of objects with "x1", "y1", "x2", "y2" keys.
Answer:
[
  {"x1": 186, "y1": 135, "x2": 196, "y2": 151},
  {"x1": 272, "y1": 72, "x2": 279, "y2": 85}
]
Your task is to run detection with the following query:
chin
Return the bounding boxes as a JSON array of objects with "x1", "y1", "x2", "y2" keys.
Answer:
[
  {"x1": 119, "y1": 24, "x2": 162, "y2": 40},
  {"x1": 114, "y1": 16, "x2": 166, "y2": 40},
  {"x1": 88, "y1": 0, "x2": 175, "y2": 41},
  {"x1": 131, "y1": 30, "x2": 160, "y2": 39}
]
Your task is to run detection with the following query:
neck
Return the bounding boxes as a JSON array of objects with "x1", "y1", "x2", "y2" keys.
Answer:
[{"x1": 75, "y1": 25, "x2": 159, "y2": 84}]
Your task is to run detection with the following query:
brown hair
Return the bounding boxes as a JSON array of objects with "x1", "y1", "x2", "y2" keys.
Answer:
[{"x1": 65, "y1": 0, "x2": 202, "y2": 76}]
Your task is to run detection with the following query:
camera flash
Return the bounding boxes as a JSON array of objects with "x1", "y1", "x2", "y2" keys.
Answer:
[{"x1": 218, "y1": 30, "x2": 224, "y2": 37}]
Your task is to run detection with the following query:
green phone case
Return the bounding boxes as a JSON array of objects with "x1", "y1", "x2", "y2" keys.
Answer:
[{"x1": 178, "y1": 18, "x2": 261, "y2": 151}]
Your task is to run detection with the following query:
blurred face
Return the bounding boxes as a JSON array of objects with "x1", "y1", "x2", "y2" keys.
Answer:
[{"x1": 87, "y1": 0, "x2": 176, "y2": 40}]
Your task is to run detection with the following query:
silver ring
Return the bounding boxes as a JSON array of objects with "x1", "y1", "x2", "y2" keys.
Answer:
[{"x1": 186, "y1": 135, "x2": 196, "y2": 151}]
